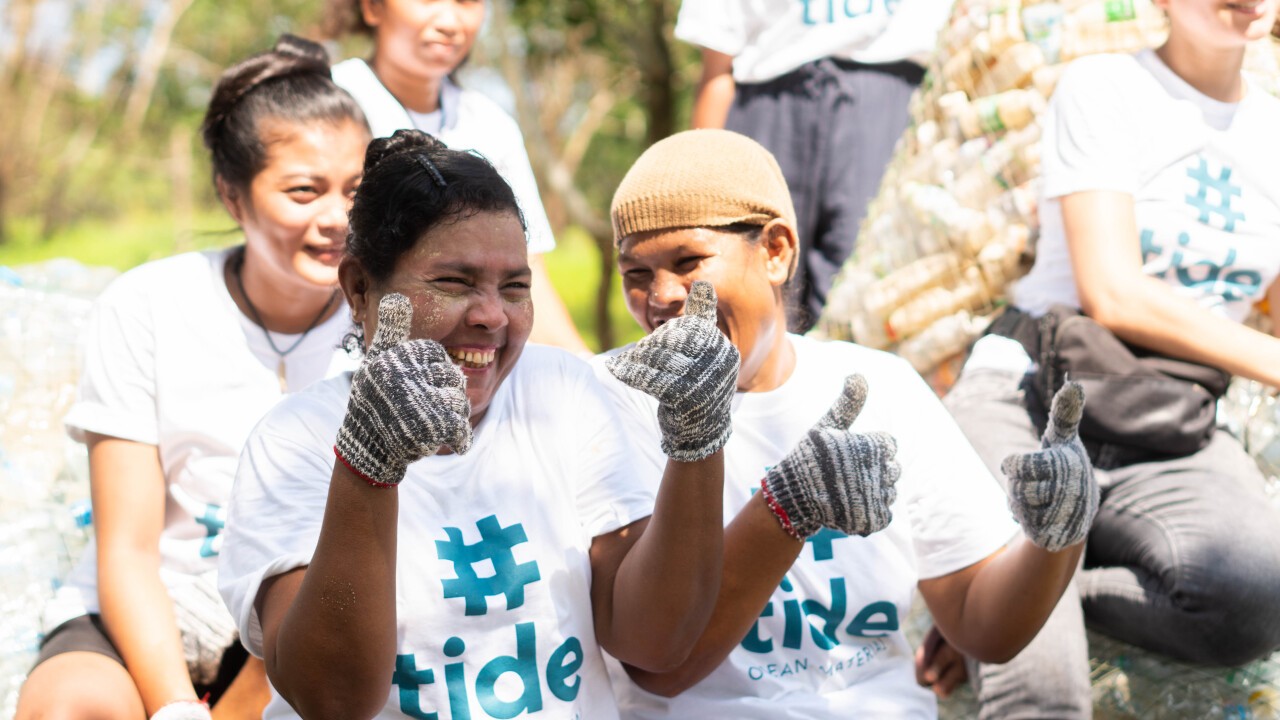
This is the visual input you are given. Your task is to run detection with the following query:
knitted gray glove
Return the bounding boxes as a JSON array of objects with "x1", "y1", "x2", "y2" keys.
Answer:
[
  {"x1": 606, "y1": 280, "x2": 740, "y2": 462},
  {"x1": 170, "y1": 570, "x2": 237, "y2": 687},
  {"x1": 1001, "y1": 382, "x2": 1099, "y2": 552},
  {"x1": 335, "y1": 293, "x2": 472, "y2": 487},
  {"x1": 761, "y1": 374, "x2": 901, "y2": 539}
]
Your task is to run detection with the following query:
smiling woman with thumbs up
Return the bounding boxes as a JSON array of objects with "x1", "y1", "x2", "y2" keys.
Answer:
[
  {"x1": 593, "y1": 129, "x2": 1098, "y2": 719},
  {"x1": 216, "y1": 129, "x2": 737, "y2": 720}
]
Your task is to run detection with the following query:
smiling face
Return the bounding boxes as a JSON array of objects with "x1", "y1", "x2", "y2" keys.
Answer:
[
  {"x1": 227, "y1": 117, "x2": 369, "y2": 291},
  {"x1": 362, "y1": 0, "x2": 485, "y2": 83},
  {"x1": 617, "y1": 221, "x2": 796, "y2": 390},
  {"x1": 1159, "y1": 0, "x2": 1279, "y2": 46},
  {"x1": 344, "y1": 209, "x2": 531, "y2": 422}
]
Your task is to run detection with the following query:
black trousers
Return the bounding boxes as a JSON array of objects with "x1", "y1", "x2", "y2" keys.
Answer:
[{"x1": 727, "y1": 57, "x2": 924, "y2": 333}]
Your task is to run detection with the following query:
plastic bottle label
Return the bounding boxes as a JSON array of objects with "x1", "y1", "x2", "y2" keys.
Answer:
[
  {"x1": 1104, "y1": 0, "x2": 1136, "y2": 21},
  {"x1": 978, "y1": 98, "x2": 1006, "y2": 134}
]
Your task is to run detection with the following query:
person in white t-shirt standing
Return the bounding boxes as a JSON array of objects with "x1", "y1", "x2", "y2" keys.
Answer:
[
  {"x1": 595, "y1": 128, "x2": 1099, "y2": 719},
  {"x1": 217, "y1": 128, "x2": 757, "y2": 719},
  {"x1": 676, "y1": 0, "x2": 952, "y2": 332},
  {"x1": 325, "y1": 0, "x2": 590, "y2": 354},
  {"x1": 942, "y1": 0, "x2": 1280, "y2": 685},
  {"x1": 16, "y1": 36, "x2": 370, "y2": 720}
]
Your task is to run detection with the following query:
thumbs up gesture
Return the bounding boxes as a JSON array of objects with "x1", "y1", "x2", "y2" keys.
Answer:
[
  {"x1": 1000, "y1": 382, "x2": 1098, "y2": 552},
  {"x1": 335, "y1": 293, "x2": 472, "y2": 488},
  {"x1": 761, "y1": 374, "x2": 901, "y2": 540},
  {"x1": 607, "y1": 280, "x2": 741, "y2": 462}
]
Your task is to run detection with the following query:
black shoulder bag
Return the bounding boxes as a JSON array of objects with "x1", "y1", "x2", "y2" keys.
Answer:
[{"x1": 994, "y1": 305, "x2": 1230, "y2": 463}]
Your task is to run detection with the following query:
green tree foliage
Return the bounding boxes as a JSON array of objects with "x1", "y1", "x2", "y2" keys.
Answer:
[
  {"x1": 492, "y1": 0, "x2": 694, "y2": 346},
  {"x1": 0, "y1": 0, "x2": 325, "y2": 244}
]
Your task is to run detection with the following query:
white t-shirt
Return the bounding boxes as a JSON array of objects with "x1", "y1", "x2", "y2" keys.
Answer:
[
  {"x1": 594, "y1": 335, "x2": 1018, "y2": 719},
  {"x1": 332, "y1": 58, "x2": 555, "y2": 255},
  {"x1": 47, "y1": 248, "x2": 356, "y2": 631},
  {"x1": 219, "y1": 346, "x2": 654, "y2": 720},
  {"x1": 1013, "y1": 50, "x2": 1280, "y2": 324},
  {"x1": 674, "y1": 0, "x2": 953, "y2": 83}
]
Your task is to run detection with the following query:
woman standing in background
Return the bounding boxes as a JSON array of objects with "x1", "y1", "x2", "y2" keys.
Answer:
[{"x1": 326, "y1": 0, "x2": 591, "y2": 354}]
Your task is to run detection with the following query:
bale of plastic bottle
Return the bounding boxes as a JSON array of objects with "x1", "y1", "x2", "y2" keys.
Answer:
[
  {"x1": 815, "y1": 0, "x2": 1280, "y2": 389},
  {"x1": 0, "y1": 260, "x2": 116, "y2": 718}
]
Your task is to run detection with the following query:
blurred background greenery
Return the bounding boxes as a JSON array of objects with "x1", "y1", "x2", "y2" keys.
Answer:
[{"x1": 0, "y1": 0, "x2": 698, "y2": 350}]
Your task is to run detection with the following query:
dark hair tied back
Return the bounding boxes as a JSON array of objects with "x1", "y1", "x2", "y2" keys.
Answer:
[
  {"x1": 201, "y1": 34, "x2": 368, "y2": 193},
  {"x1": 347, "y1": 129, "x2": 528, "y2": 283}
]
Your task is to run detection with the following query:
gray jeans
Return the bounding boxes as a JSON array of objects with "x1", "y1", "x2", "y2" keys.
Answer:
[{"x1": 945, "y1": 367, "x2": 1280, "y2": 717}]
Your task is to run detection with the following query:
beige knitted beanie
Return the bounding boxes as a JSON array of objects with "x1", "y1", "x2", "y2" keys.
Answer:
[{"x1": 610, "y1": 129, "x2": 798, "y2": 243}]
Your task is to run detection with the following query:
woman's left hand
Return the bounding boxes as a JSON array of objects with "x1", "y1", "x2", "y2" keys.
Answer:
[{"x1": 606, "y1": 280, "x2": 740, "y2": 461}]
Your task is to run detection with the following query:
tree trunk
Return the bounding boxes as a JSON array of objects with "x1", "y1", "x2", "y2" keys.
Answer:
[
  {"x1": 122, "y1": 0, "x2": 194, "y2": 140},
  {"x1": 0, "y1": 170, "x2": 8, "y2": 244},
  {"x1": 171, "y1": 126, "x2": 194, "y2": 253},
  {"x1": 594, "y1": 233, "x2": 616, "y2": 351},
  {"x1": 641, "y1": 0, "x2": 676, "y2": 148}
]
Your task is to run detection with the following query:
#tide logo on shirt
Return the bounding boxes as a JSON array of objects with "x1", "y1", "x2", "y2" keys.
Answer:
[
  {"x1": 736, "y1": 510, "x2": 902, "y2": 685},
  {"x1": 1139, "y1": 153, "x2": 1268, "y2": 316},
  {"x1": 394, "y1": 514, "x2": 585, "y2": 720}
]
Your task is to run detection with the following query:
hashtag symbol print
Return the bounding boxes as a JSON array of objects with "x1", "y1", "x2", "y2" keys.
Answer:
[
  {"x1": 436, "y1": 514, "x2": 542, "y2": 616},
  {"x1": 1185, "y1": 157, "x2": 1245, "y2": 233}
]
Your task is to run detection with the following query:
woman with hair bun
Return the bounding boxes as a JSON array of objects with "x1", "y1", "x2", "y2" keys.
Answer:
[
  {"x1": 217, "y1": 128, "x2": 736, "y2": 720},
  {"x1": 16, "y1": 35, "x2": 370, "y2": 720},
  {"x1": 326, "y1": 0, "x2": 591, "y2": 354}
]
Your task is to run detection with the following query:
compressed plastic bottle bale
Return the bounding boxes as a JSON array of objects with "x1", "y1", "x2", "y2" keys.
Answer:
[
  {"x1": 1061, "y1": 0, "x2": 1167, "y2": 59},
  {"x1": 862, "y1": 253, "x2": 962, "y2": 319},
  {"x1": 899, "y1": 310, "x2": 995, "y2": 372},
  {"x1": 978, "y1": 41, "x2": 1047, "y2": 96},
  {"x1": 1023, "y1": 2, "x2": 1067, "y2": 63},
  {"x1": 952, "y1": 88, "x2": 1046, "y2": 139},
  {"x1": 887, "y1": 269, "x2": 993, "y2": 339},
  {"x1": 0, "y1": 260, "x2": 116, "y2": 715}
]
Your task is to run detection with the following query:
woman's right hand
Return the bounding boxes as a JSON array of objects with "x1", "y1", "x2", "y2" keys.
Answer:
[
  {"x1": 335, "y1": 293, "x2": 472, "y2": 487},
  {"x1": 606, "y1": 280, "x2": 740, "y2": 462},
  {"x1": 760, "y1": 374, "x2": 901, "y2": 539}
]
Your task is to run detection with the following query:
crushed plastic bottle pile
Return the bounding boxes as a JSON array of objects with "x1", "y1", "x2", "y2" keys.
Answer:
[{"x1": 0, "y1": 260, "x2": 116, "y2": 718}]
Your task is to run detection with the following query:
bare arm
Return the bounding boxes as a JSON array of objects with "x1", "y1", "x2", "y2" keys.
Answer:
[
  {"x1": 620, "y1": 493, "x2": 800, "y2": 696},
  {"x1": 918, "y1": 538, "x2": 1082, "y2": 663},
  {"x1": 255, "y1": 295, "x2": 470, "y2": 720},
  {"x1": 90, "y1": 433, "x2": 201, "y2": 715},
  {"x1": 528, "y1": 253, "x2": 591, "y2": 354},
  {"x1": 690, "y1": 48, "x2": 735, "y2": 130},
  {"x1": 1062, "y1": 190, "x2": 1280, "y2": 385},
  {"x1": 590, "y1": 451, "x2": 726, "y2": 673},
  {"x1": 255, "y1": 463, "x2": 398, "y2": 720},
  {"x1": 619, "y1": 373, "x2": 899, "y2": 696}
]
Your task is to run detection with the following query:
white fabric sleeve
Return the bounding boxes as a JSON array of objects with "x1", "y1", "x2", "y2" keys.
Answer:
[
  {"x1": 674, "y1": 0, "x2": 750, "y2": 57},
  {"x1": 482, "y1": 113, "x2": 557, "y2": 255},
  {"x1": 589, "y1": 351, "x2": 667, "y2": 494},
  {"x1": 886, "y1": 358, "x2": 1019, "y2": 580},
  {"x1": 63, "y1": 273, "x2": 159, "y2": 445},
  {"x1": 570, "y1": 362, "x2": 657, "y2": 538},
  {"x1": 218, "y1": 394, "x2": 337, "y2": 657},
  {"x1": 1041, "y1": 56, "x2": 1141, "y2": 200}
]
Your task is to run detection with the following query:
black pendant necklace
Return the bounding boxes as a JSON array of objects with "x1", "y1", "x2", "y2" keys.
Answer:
[{"x1": 232, "y1": 248, "x2": 339, "y2": 391}]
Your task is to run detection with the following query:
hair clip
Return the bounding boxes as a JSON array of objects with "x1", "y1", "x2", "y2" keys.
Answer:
[{"x1": 414, "y1": 154, "x2": 448, "y2": 189}]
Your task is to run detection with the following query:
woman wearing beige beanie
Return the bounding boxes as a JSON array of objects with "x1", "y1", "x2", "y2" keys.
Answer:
[{"x1": 592, "y1": 129, "x2": 1097, "y2": 718}]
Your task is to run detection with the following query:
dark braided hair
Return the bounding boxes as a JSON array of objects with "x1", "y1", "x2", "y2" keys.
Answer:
[
  {"x1": 347, "y1": 128, "x2": 527, "y2": 284},
  {"x1": 200, "y1": 34, "x2": 369, "y2": 193}
]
